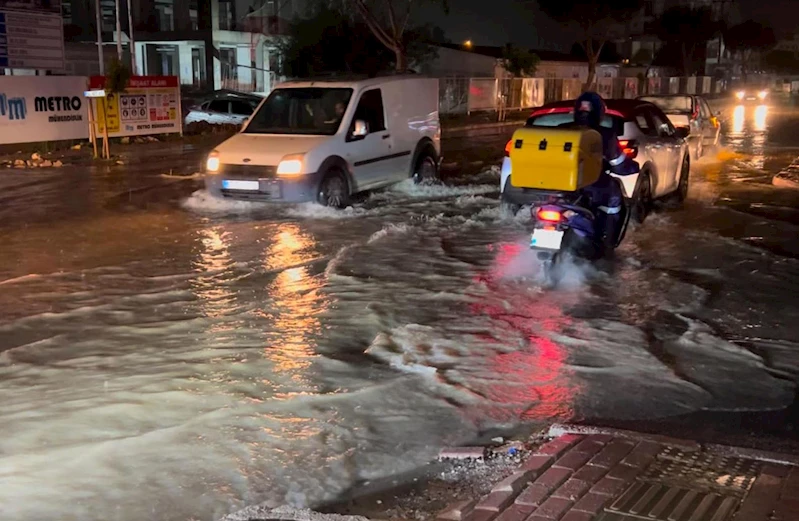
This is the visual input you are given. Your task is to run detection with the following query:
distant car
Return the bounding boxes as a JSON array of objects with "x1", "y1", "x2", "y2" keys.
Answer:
[
  {"x1": 733, "y1": 87, "x2": 769, "y2": 104},
  {"x1": 184, "y1": 93, "x2": 262, "y2": 126},
  {"x1": 204, "y1": 75, "x2": 441, "y2": 207},
  {"x1": 500, "y1": 99, "x2": 691, "y2": 223},
  {"x1": 638, "y1": 95, "x2": 720, "y2": 160}
]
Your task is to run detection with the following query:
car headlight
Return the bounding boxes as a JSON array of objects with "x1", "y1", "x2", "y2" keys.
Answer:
[
  {"x1": 206, "y1": 151, "x2": 220, "y2": 173},
  {"x1": 276, "y1": 154, "x2": 305, "y2": 175},
  {"x1": 758, "y1": 90, "x2": 767, "y2": 99},
  {"x1": 736, "y1": 91, "x2": 745, "y2": 100}
]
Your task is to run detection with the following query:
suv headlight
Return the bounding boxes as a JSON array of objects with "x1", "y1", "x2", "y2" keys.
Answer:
[
  {"x1": 206, "y1": 151, "x2": 220, "y2": 173},
  {"x1": 758, "y1": 90, "x2": 768, "y2": 99},
  {"x1": 735, "y1": 91, "x2": 745, "y2": 100},
  {"x1": 276, "y1": 154, "x2": 305, "y2": 175}
]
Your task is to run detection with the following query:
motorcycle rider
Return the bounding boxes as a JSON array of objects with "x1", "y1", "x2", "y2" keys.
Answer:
[{"x1": 571, "y1": 91, "x2": 638, "y2": 254}]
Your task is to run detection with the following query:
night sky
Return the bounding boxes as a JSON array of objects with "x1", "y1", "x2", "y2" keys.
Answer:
[{"x1": 417, "y1": 0, "x2": 797, "y2": 50}]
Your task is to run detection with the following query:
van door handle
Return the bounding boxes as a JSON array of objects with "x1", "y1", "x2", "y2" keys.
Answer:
[{"x1": 382, "y1": 134, "x2": 390, "y2": 140}]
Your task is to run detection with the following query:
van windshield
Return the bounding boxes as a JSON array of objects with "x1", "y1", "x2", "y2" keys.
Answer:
[{"x1": 244, "y1": 88, "x2": 353, "y2": 135}]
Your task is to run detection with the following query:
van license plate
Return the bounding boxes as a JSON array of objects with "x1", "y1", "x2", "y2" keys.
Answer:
[
  {"x1": 531, "y1": 229, "x2": 564, "y2": 250},
  {"x1": 223, "y1": 180, "x2": 259, "y2": 191}
]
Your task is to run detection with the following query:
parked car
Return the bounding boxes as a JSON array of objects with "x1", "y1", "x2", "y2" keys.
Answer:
[
  {"x1": 638, "y1": 94, "x2": 720, "y2": 159},
  {"x1": 500, "y1": 99, "x2": 691, "y2": 223},
  {"x1": 184, "y1": 92, "x2": 263, "y2": 126},
  {"x1": 204, "y1": 75, "x2": 441, "y2": 207}
]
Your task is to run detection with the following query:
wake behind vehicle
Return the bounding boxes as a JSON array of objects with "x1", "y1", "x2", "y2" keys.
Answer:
[
  {"x1": 638, "y1": 94, "x2": 720, "y2": 160},
  {"x1": 204, "y1": 75, "x2": 441, "y2": 207},
  {"x1": 501, "y1": 99, "x2": 691, "y2": 224},
  {"x1": 506, "y1": 125, "x2": 631, "y2": 270}
]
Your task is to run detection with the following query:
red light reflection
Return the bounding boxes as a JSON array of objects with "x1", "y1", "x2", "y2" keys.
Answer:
[{"x1": 463, "y1": 241, "x2": 582, "y2": 424}]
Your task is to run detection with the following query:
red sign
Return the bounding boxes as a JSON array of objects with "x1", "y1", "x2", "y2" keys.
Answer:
[{"x1": 89, "y1": 76, "x2": 179, "y2": 90}]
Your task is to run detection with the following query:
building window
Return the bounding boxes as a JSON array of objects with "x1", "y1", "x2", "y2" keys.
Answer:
[
  {"x1": 189, "y1": 0, "x2": 199, "y2": 30},
  {"x1": 155, "y1": 0, "x2": 174, "y2": 31},
  {"x1": 62, "y1": 0, "x2": 72, "y2": 25},
  {"x1": 219, "y1": 0, "x2": 234, "y2": 30},
  {"x1": 101, "y1": 0, "x2": 115, "y2": 32},
  {"x1": 220, "y1": 48, "x2": 237, "y2": 80}
]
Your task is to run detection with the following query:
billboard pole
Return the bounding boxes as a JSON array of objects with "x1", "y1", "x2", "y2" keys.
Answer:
[
  {"x1": 95, "y1": 0, "x2": 104, "y2": 74},
  {"x1": 127, "y1": 0, "x2": 136, "y2": 74},
  {"x1": 115, "y1": 0, "x2": 123, "y2": 60}
]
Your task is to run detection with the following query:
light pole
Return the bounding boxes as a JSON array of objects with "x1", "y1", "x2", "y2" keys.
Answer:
[
  {"x1": 95, "y1": 0, "x2": 104, "y2": 74},
  {"x1": 127, "y1": 0, "x2": 136, "y2": 74},
  {"x1": 115, "y1": 0, "x2": 123, "y2": 60}
]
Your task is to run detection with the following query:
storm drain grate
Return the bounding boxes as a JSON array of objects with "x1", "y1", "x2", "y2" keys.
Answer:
[
  {"x1": 639, "y1": 447, "x2": 761, "y2": 497},
  {"x1": 597, "y1": 482, "x2": 740, "y2": 521}
]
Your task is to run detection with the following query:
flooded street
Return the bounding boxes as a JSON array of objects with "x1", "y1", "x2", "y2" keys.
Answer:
[{"x1": 1, "y1": 103, "x2": 798, "y2": 521}]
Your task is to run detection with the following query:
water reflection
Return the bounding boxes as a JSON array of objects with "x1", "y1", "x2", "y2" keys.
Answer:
[
  {"x1": 728, "y1": 105, "x2": 769, "y2": 171},
  {"x1": 464, "y1": 241, "x2": 580, "y2": 422},
  {"x1": 259, "y1": 224, "x2": 329, "y2": 389},
  {"x1": 192, "y1": 227, "x2": 237, "y2": 320},
  {"x1": 732, "y1": 105, "x2": 745, "y2": 134},
  {"x1": 754, "y1": 105, "x2": 768, "y2": 132}
]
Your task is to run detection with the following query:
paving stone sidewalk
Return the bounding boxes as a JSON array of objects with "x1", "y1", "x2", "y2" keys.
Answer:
[{"x1": 437, "y1": 427, "x2": 799, "y2": 521}]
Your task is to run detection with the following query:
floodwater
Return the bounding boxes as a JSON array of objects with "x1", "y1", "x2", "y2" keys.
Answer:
[{"x1": 1, "y1": 104, "x2": 798, "y2": 521}]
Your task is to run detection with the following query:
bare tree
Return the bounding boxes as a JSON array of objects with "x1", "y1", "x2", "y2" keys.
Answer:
[{"x1": 350, "y1": 0, "x2": 448, "y2": 71}]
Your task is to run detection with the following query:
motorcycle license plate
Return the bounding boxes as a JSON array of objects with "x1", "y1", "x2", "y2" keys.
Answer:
[{"x1": 531, "y1": 229, "x2": 564, "y2": 250}]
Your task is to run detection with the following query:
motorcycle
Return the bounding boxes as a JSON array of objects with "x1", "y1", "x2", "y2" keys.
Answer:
[{"x1": 530, "y1": 179, "x2": 631, "y2": 275}]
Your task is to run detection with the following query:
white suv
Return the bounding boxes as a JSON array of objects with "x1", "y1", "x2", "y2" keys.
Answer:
[{"x1": 205, "y1": 75, "x2": 441, "y2": 207}]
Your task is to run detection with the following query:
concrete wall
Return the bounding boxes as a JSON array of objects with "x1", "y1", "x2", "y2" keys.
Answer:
[{"x1": 420, "y1": 47, "x2": 498, "y2": 78}]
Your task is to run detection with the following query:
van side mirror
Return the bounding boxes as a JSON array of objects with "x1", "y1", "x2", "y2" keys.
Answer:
[
  {"x1": 352, "y1": 119, "x2": 369, "y2": 139},
  {"x1": 674, "y1": 126, "x2": 690, "y2": 139}
]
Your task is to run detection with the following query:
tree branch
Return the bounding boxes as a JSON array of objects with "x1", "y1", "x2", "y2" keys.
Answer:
[
  {"x1": 351, "y1": 0, "x2": 396, "y2": 50},
  {"x1": 398, "y1": 0, "x2": 412, "y2": 39},
  {"x1": 385, "y1": 0, "x2": 398, "y2": 38}
]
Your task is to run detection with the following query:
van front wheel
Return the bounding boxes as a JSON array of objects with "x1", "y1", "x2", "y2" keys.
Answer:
[{"x1": 317, "y1": 170, "x2": 349, "y2": 208}]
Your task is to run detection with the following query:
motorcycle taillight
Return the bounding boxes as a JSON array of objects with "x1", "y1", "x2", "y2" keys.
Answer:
[{"x1": 536, "y1": 208, "x2": 562, "y2": 223}]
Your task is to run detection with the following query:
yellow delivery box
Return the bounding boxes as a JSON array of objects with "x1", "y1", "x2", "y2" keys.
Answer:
[{"x1": 509, "y1": 127, "x2": 603, "y2": 191}]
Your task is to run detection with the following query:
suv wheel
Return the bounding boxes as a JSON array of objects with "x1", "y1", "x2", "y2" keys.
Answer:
[
  {"x1": 317, "y1": 170, "x2": 349, "y2": 208},
  {"x1": 674, "y1": 155, "x2": 690, "y2": 204},
  {"x1": 631, "y1": 172, "x2": 652, "y2": 224}
]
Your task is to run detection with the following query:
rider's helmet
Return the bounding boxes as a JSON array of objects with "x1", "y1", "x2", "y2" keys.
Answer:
[{"x1": 573, "y1": 91, "x2": 605, "y2": 130}]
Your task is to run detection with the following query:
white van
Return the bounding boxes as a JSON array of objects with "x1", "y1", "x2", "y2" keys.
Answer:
[{"x1": 204, "y1": 75, "x2": 441, "y2": 207}]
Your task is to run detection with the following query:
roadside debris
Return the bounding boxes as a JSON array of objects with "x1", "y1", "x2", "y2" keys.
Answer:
[
  {"x1": 4, "y1": 153, "x2": 67, "y2": 169},
  {"x1": 773, "y1": 156, "x2": 799, "y2": 189}
]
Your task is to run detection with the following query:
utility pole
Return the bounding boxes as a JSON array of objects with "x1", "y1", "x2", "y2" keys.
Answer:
[
  {"x1": 95, "y1": 0, "x2": 105, "y2": 74},
  {"x1": 127, "y1": 0, "x2": 136, "y2": 74},
  {"x1": 115, "y1": 0, "x2": 123, "y2": 60}
]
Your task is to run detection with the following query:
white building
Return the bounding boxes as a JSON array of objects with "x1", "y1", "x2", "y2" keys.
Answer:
[{"x1": 64, "y1": 0, "x2": 300, "y2": 93}]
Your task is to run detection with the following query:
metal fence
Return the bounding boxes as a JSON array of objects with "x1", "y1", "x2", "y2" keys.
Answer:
[{"x1": 438, "y1": 76, "x2": 728, "y2": 115}]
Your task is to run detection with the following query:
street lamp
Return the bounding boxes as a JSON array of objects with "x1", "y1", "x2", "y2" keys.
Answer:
[{"x1": 464, "y1": 40, "x2": 472, "y2": 49}]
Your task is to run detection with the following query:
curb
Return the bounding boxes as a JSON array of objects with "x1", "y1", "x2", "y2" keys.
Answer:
[
  {"x1": 773, "y1": 174, "x2": 799, "y2": 189},
  {"x1": 548, "y1": 423, "x2": 799, "y2": 466},
  {"x1": 443, "y1": 121, "x2": 525, "y2": 136},
  {"x1": 773, "y1": 156, "x2": 799, "y2": 189}
]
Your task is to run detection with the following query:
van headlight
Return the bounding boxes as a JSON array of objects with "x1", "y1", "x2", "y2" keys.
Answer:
[
  {"x1": 206, "y1": 151, "x2": 220, "y2": 173},
  {"x1": 276, "y1": 154, "x2": 305, "y2": 175},
  {"x1": 758, "y1": 90, "x2": 767, "y2": 100},
  {"x1": 735, "y1": 91, "x2": 745, "y2": 100}
]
